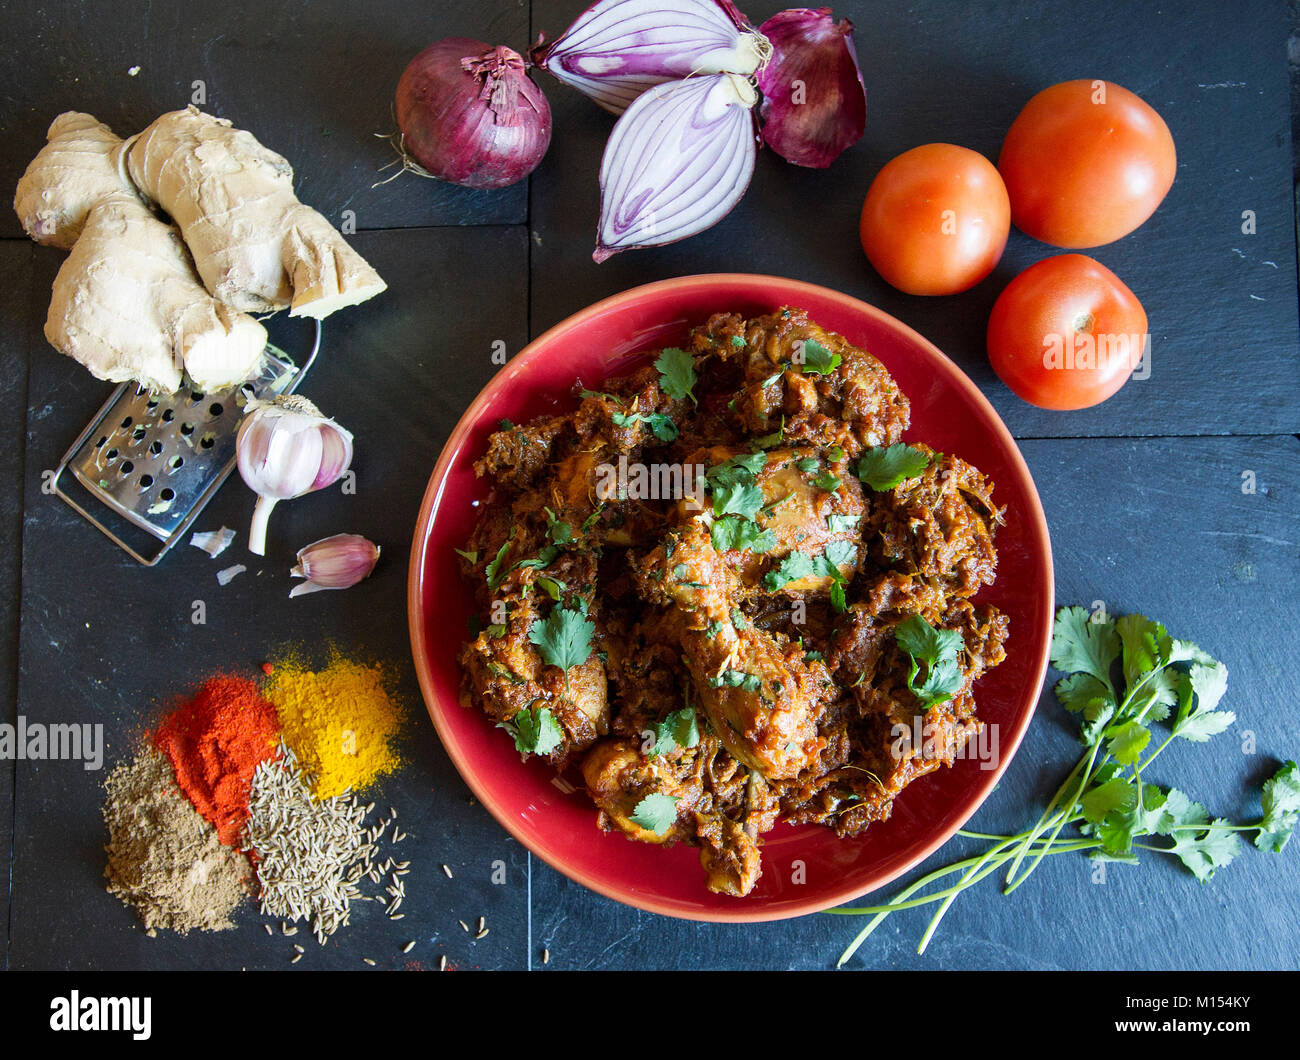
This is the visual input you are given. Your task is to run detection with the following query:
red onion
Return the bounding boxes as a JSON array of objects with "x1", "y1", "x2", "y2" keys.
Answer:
[
  {"x1": 595, "y1": 73, "x2": 759, "y2": 261},
  {"x1": 534, "y1": 0, "x2": 771, "y2": 114},
  {"x1": 756, "y1": 8, "x2": 866, "y2": 168},
  {"x1": 395, "y1": 39, "x2": 551, "y2": 189}
]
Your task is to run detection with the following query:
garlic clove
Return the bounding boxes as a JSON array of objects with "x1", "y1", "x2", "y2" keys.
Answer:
[
  {"x1": 755, "y1": 8, "x2": 867, "y2": 169},
  {"x1": 289, "y1": 533, "x2": 380, "y2": 597},
  {"x1": 236, "y1": 394, "x2": 354, "y2": 556}
]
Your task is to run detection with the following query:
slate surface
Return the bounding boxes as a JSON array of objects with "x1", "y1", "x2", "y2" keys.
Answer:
[
  {"x1": 7, "y1": 227, "x2": 531, "y2": 971},
  {"x1": 0, "y1": 242, "x2": 34, "y2": 970},
  {"x1": 0, "y1": 0, "x2": 533, "y2": 237},
  {"x1": 532, "y1": 435, "x2": 1300, "y2": 970},
  {"x1": 530, "y1": 0, "x2": 1300, "y2": 438},
  {"x1": 3, "y1": 0, "x2": 1299, "y2": 973}
]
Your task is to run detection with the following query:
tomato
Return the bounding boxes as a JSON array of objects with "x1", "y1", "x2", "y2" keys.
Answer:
[
  {"x1": 987, "y1": 254, "x2": 1147, "y2": 410},
  {"x1": 859, "y1": 143, "x2": 1010, "y2": 296},
  {"x1": 998, "y1": 79, "x2": 1176, "y2": 248}
]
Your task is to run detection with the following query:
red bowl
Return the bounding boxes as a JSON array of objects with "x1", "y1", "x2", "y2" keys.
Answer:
[{"x1": 409, "y1": 274, "x2": 1053, "y2": 922}]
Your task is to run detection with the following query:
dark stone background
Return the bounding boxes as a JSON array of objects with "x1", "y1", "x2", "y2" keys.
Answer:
[{"x1": 1, "y1": 0, "x2": 1297, "y2": 971}]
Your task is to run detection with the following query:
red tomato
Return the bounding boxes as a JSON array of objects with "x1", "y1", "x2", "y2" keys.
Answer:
[
  {"x1": 987, "y1": 254, "x2": 1148, "y2": 410},
  {"x1": 998, "y1": 79, "x2": 1176, "y2": 248},
  {"x1": 859, "y1": 144, "x2": 1010, "y2": 296}
]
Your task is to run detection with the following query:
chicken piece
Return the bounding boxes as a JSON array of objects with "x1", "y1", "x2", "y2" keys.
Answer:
[
  {"x1": 681, "y1": 444, "x2": 865, "y2": 594},
  {"x1": 581, "y1": 738, "x2": 694, "y2": 844},
  {"x1": 458, "y1": 593, "x2": 609, "y2": 766},
  {"x1": 691, "y1": 308, "x2": 911, "y2": 452},
  {"x1": 868, "y1": 446, "x2": 1002, "y2": 598},
  {"x1": 636, "y1": 519, "x2": 837, "y2": 779},
  {"x1": 681, "y1": 618, "x2": 835, "y2": 780}
]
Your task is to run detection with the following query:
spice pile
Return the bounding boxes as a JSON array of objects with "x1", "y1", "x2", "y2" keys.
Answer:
[
  {"x1": 103, "y1": 747, "x2": 251, "y2": 934},
  {"x1": 101, "y1": 655, "x2": 407, "y2": 946}
]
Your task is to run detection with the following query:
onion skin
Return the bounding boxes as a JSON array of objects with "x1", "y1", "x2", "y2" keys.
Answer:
[
  {"x1": 756, "y1": 8, "x2": 866, "y2": 169},
  {"x1": 396, "y1": 39, "x2": 551, "y2": 189}
]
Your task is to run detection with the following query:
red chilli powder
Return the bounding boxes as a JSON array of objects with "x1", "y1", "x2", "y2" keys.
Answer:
[{"x1": 153, "y1": 675, "x2": 282, "y2": 846}]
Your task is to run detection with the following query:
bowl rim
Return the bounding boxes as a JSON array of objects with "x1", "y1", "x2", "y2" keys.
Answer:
[{"x1": 407, "y1": 272, "x2": 1054, "y2": 923}]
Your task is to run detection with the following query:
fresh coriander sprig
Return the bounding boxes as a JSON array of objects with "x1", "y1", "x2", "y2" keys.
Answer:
[{"x1": 830, "y1": 605, "x2": 1298, "y2": 967}]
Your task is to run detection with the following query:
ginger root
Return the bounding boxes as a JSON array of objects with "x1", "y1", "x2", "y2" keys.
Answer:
[
  {"x1": 126, "y1": 107, "x2": 386, "y2": 318},
  {"x1": 14, "y1": 112, "x2": 268, "y2": 393}
]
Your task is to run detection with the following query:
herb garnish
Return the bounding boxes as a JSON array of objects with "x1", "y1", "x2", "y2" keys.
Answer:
[
  {"x1": 798, "y1": 338, "x2": 841, "y2": 375},
  {"x1": 830, "y1": 606, "x2": 1300, "y2": 965},
  {"x1": 631, "y1": 793, "x2": 680, "y2": 834},
  {"x1": 894, "y1": 614, "x2": 963, "y2": 707},
  {"x1": 655, "y1": 347, "x2": 698, "y2": 404},
  {"x1": 855, "y1": 444, "x2": 932, "y2": 491},
  {"x1": 528, "y1": 603, "x2": 595, "y2": 688},
  {"x1": 649, "y1": 707, "x2": 700, "y2": 757},
  {"x1": 499, "y1": 704, "x2": 563, "y2": 756}
]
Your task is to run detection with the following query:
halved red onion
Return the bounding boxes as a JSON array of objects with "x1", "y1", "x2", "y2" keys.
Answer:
[
  {"x1": 756, "y1": 8, "x2": 866, "y2": 168},
  {"x1": 595, "y1": 72, "x2": 759, "y2": 261},
  {"x1": 534, "y1": 0, "x2": 770, "y2": 114}
]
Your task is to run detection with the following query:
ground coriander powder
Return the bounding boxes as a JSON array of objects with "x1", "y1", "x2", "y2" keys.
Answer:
[{"x1": 103, "y1": 746, "x2": 252, "y2": 933}]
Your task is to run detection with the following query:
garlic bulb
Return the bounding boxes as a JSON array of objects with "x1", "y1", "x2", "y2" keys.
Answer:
[
  {"x1": 289, "y1": 534, "x2": 380, "y2": 597},
  {"x1": 236, "y1": 394, "x2": 353, "y2": 556}
]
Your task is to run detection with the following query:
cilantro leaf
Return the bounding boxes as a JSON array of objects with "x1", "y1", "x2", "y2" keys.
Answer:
[
  {"x1": 797, "y1": 338, "x2": 841, "y2": 375},
  {"x1": 1168, "y1": 819, "x2": 1241, "y2": 883},
  {"x1": 712, "y1": 669, "x2": 762, "y2": 692},
  {"x1": 712, "y1": 480, "x2": 763, "y2": 520},
  {"x1": 528, "y1": 604, "x2": 595, "y2": 677},
  {"x1": 645, "y1": 413, "x2": 678, "y2": 442},
  {"x1": 1106, "y1": 721, "x2": 1150, "y2": 766},
  {"x1": 1171, "y1": 661, "x2": 1234, "y2": 742},
  {"x1": 1256, "y1": 761, "x2": 1300, "y2": 853},
  {"x1": 855, "y1": 444, "x2": 932, "y2": 491},
  {"x1": 829, "y1": 581, "x2": 847, "y2": 614},
  {"x1": 543, "y1": 507, "x2": 573, "y2": 546},
  {"x1": 811, "y1": 471, "x2": 841, "y2": 492},
  {"x1": 454, "y1": 547, "x2": 479, "y2": 564},
  {"x1": 711, "y1": 516, "x2": 777, "y2": 554},
  {"x1": 1050, "y1": 606, "x2": 1120, "y2": 696},
  {"x1": 655, "y1": 347, "x2": 698, "y2": 404},
  {"x1": 650, "y1": 708, "x2": 700, "y2": 757},
  {"x1": 1055, "y1": 672, "x2": 1113, "y2": 715},
  {"x1": 630, "y1": 793, "x2": 680, "y2": 834},
  {"x1": 485, "y1": 537, "x2": 513, "y2": 591},
  {"x1": 1115, "y1": 612, "x2": 1168, "y2": 691},
  {"x1": 707, "y1": 452, "x2": 766, "y2": 488},
  {"x1": 504, "y1": 705, "x2": 564, "y2": 757},
  {"x1": 821, "y1": 539, "x2": 858, "y2": 572},
  {"x1": 763, "y1": 551, "x2": 816, "y2": 591},
  {"x1": 730, "y1": 335, "x2": 746, "y2": 348},
  {"x1": 894, "y1": 615, "x2": 964, "y2": 707}
]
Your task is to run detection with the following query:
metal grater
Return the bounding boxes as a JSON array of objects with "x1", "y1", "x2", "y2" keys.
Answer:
[{"x1": 50, "y1": 320, "x2": 322, "y2": 565}]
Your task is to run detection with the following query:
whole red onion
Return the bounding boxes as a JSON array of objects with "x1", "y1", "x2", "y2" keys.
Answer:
[{"x1": 395, "y1": 39, "x2": 552, "y2": 189}]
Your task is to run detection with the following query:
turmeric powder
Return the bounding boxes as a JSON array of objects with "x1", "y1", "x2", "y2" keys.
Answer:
[{"x1": 262, "y1": 652, "x2": 403, "y2": 799}]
